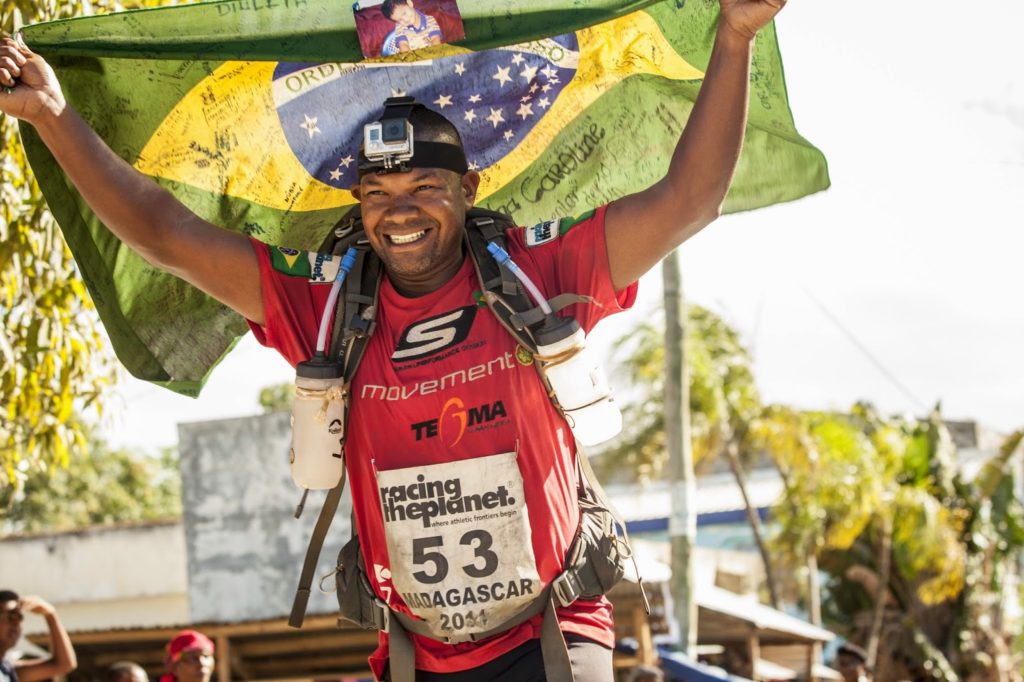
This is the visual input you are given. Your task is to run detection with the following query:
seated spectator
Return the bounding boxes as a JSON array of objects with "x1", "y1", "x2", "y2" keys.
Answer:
[
  {"x1": 159, "y1": 630, "x2": 214, "y2": 682},
  {"x1": 0, "y1": 590, "x2": 77, "y2": 682}
]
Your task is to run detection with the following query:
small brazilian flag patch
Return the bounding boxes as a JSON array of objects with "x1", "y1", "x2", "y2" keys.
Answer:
[{"x1": 271, "y1": 247, "x2": 311, "y2": 277}]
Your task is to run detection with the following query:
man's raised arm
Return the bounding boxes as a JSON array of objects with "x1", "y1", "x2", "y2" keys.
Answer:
[
  {"x1": 604, "y1": 0, "x2": 786, "y2": 291},
  {"x1": 13, "y1": 596, "x2": 77, "y2": 682},
  {"x1": 0, "y1": 36, "x2": 265, "y2": 325}
]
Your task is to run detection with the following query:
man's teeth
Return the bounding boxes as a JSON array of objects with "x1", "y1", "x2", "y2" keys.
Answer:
[{"x1": 389, "y1": 231, "x2": 426, "y2": 245}]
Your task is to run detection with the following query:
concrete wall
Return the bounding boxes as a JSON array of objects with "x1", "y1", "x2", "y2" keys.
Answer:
[
  {"x1": 178, "y1": 411, "x2": 352, "y2": 623},
  {"x1": 0, "y1": 521, "x2": 188, "y2": 633}
]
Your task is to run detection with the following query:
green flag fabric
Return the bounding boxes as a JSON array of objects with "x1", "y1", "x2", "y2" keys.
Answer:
[{"x1": 19, "y1": 0, "x2": 829, "y2": 396}]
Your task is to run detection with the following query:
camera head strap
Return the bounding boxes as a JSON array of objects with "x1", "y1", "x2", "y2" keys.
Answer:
[{"x1": 357, "y1": 96, "x2": 469, "y2": 178}]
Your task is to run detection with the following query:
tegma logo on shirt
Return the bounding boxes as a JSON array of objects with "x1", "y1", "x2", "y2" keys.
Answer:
[
  {"x1": 392, "y1": 305, "x2": 477, "y2": 361},
  {"x1": 380, "y1": 474, "x2": 517, "y2": 529},
  {"x1": 410, "y1": 398, "x2": 507, "y2": 445}
]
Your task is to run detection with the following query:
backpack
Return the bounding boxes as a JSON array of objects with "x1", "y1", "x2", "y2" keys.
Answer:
[{"x1": 287, "y1": 205, "x2": 645, "y2": 682}]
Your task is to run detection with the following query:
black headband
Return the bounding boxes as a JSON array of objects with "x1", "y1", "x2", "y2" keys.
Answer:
[{"x1": 358, "y1": 140, "x2": 468, "y2": 178}]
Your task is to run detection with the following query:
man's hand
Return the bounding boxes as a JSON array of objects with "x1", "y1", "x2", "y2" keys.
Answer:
[
  {"x1": 0, "y1": 36, "x2": 66, "y2": 125},
  {"x1": 719, "y1": 0, "x2": 786, "y2": 42},
  {"x1": 19, "y1": 595, "x2": 56, "y2": 618}
]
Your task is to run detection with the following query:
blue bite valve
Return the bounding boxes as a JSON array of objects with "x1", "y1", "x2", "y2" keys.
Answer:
[
  {"x1": 339, "y1": 246, "x2": 358, "y2": 277},
  {"x1": 487, "y1": 242, "x2": 515, "y2": 269}
]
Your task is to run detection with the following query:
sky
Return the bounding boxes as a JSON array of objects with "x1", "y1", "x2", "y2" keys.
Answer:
[{"x1": 99, "y1": 0, "x2": 1024, "y2": 451}]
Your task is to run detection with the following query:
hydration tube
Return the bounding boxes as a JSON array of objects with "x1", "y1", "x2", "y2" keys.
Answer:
[
  {"x1": 486, "y1": 243, "x2": 553, "y2": 315},
  {"x1": 315, "y1": 247, "x2": 359, "y2": 355}
]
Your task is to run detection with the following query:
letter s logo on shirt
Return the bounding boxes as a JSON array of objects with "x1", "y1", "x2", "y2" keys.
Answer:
[{"x1": 392, "y1": 305, "x2": 477, "y2": 361}]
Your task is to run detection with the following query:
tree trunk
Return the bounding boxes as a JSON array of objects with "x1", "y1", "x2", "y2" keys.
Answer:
[
  {"x1": 866, "y1": 518, "x2": 893, "y2": 669},
  {"x1": 725, "y1": 437, "x2": 781, "y2": 609},
  {"x1": 663, "y1": 250, "x2": 698, "y2": 656}
]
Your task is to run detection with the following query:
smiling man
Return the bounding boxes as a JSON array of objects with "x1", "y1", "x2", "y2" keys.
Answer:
[{"x1": 0, "y1": 0, "x2": 787, "y2": 678}]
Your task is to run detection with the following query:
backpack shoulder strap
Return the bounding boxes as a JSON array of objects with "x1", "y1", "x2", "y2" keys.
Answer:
[
  {"x1": 290, "y1": 206, "x2": 382, "y2": 628},
  {"x1": 321, "y1": 205, "x2": 384, "y2": 380},
  {"x1": 464, "y1": 209, "x2": 587, "y2": 351}
]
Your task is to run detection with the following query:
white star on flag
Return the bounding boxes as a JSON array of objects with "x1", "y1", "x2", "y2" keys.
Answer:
[
  {"x1": 340, "y1": 155, "x2": 354, "y2": 167},
  {"x1": 529, "y1": 84, "x2": 539, "y2": 93},
  {"x1": 503, "y1": 130, "x2": 515, "y2": 141},
  {"x1": 520, "y1": 65, "x2": 538, "y2": 82},
  {"x1": 464, "y1": 109, "x2": 477, "y2": 122},
  {"x1": 511, "y1": 53, "x2": 524, "y2": 65},
  {"x1": 468, "y1": 93, "x2": 482, "y2": 103},
  {"x1": 541, "y1": 83, "x2": 553, "y2": 92},
  {"x1": 329, "y1": 168, "x2": 342, "y2": 181},
  {"x1": 520, "y1": 94, "x2": 533, "y2": 103},
  {"x1": 492, "y1": 65, "x2": 513, "y2": 87},
  {"x1": 516, "y1": 102, "x2": 534, "y2": 119},
  {"x1": 538, "y1": 97, "x2": 551, "y2": 109},
  {"x1": 300, "y1": 114, "x2": 321, "y2": 138},
  {"x1": 454, "y1": 62, "x2": 466, "y2": 76},
  {"x1": 434, "y1": 94, "x2": 453, "y2": 109},
  {"x1": 391, "y1": 88, "x2": 407, "y2": 97},
  {"x1": 541, "y1": 66, "x2": 558, "y2": 80},
  {"x1": 486, "y1": 107, "x2": 505, "y2": 128},
  {"x1": 468, "y1": 161, "x2": 479, "y2": 170}
]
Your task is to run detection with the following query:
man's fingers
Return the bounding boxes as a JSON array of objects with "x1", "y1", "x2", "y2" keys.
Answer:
[
  {"x1": 0, "y1": 56, "x2": 22, "y2": 79},
  {"x1": 0, "y1": 45, "x2": 27, "y2": 65},
  {"x1": 0, "y1": 67, "x2": 14, "y2": 88},
  {"x1": 1, "y1": 36, "x2": 31, "y2": 58}
]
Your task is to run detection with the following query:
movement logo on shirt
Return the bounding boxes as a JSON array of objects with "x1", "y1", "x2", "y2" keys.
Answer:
[
  {"x1": 410, "y1": 397, "x2": 509, "y2": 446},
  {"x1": 392, "y1": 305, "x2": 477, "y2": 362}
]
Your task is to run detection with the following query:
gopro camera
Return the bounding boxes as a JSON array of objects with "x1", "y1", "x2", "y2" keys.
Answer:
[{"x1": 362, "y1": 96, "x2": 416, "y2": 171}]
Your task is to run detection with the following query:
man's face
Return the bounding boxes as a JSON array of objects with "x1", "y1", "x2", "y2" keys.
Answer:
[
  {"x1": 354, "y1": 168, "x2": 480, "y2": 295},
  {"x1": 389, "y1": 1, "x2": 418, "y2": 27},
  {"x1": 0, "y1": 600, "x2": 23, "y2": 652},
  {"x1": 171, "y1": 648, "x2": 214, "y2": 682}
]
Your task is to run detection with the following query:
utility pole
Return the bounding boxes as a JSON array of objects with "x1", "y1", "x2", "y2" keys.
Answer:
[{"x1": 663, "y1": 248, "x2": 698, "y2": 655}]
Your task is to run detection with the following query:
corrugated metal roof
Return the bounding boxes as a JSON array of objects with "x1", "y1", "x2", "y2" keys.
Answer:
[
  {"x1": 607, "y1": 471, "x2": 784, "y2": 522},
  {"x1": 698, "y1": 586, "x2": 835, "y2": 644}
]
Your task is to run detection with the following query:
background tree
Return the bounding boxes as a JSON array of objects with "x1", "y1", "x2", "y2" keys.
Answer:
[
  {"x1": 0, "y1": 429, "x2": 182, "y2": 533},
  {"x1": 0, "y1": 0, "x2": 134, "y2": 488},
  {"x1": 769, "y1": 408, "x2": 1024, "y2": 681},
  {"x1": 258, "y1": 382, "x2": 295, "y2": 412}
]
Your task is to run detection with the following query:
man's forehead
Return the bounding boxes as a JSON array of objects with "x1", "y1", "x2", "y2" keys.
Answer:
[
  {"x1": 0, "y1": 599, "x2": 18, "y2": 611},
  {"x1": 361, "y1": 168, "x2": 455, "y2": 185}
]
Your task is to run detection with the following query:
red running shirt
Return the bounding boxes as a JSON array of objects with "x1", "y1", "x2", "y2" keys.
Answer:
[{"x1": 249, "y1": 205, "x2": 636, "y2": 675}]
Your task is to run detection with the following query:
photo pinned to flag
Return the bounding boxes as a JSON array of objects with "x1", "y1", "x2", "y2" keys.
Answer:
[{"x1": 353, "y1": 0, "x2": 466, "y2": 59}]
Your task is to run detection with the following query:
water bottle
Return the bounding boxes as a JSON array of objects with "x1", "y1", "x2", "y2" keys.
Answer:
[
  {"x1": 534, "y1": 317, "x2": 623, "y2": 446},
  {"x1": 290, "y1": 354, "x2": 346, "y2": 489}
]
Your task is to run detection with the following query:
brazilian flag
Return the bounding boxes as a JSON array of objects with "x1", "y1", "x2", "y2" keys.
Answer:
[{"x1": 19, "y1": 0, "x2": 829, "y2": 395}]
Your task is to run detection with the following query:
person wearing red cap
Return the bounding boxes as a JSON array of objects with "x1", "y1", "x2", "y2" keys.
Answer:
[{"x1": 159, "y1": 631, "x2": 214, "y2": 682}]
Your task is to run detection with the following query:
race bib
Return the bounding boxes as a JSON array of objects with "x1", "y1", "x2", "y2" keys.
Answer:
[{"x1": 376, "y1": 452, "x2": 541, "y2": 640}]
